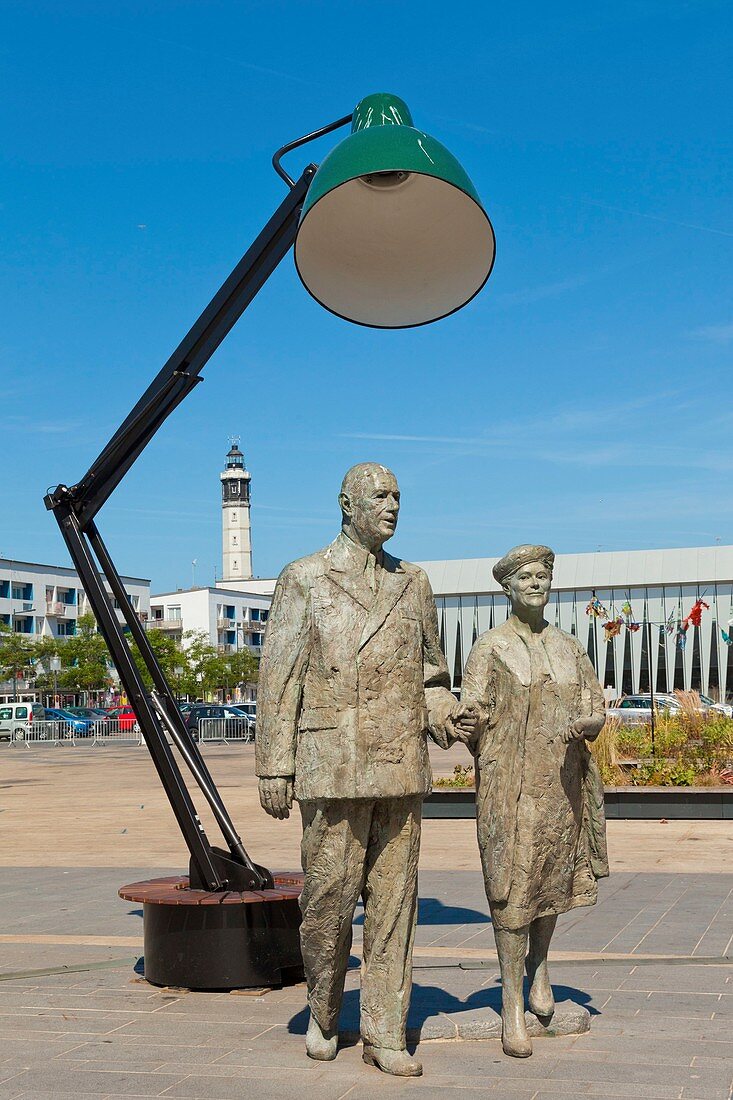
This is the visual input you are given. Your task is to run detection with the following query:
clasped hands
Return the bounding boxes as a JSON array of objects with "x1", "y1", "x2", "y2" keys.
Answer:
[
  {"x1": 259, "y1": 703, "x2": 484, "y2": 819},
  {"x1": 447, "y1": 702, "x2": 482, "y2": 747}
]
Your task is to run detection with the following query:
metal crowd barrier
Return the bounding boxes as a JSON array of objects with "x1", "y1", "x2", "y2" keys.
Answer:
[
  {"x1": 197, "y1": 716, "x2": 254, "y2": 744},
  {"x1": 90, "y1": 719, "x2": 143, "y2": 746},
  {"x1": 11, "y1": 721, "x2": 77, "y2": 746},
  {"x1": 6, "y1": 716, "x2": 254, "y2": 748}
]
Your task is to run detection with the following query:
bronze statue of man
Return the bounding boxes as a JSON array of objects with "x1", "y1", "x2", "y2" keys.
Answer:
[{"x1": 256, "y1": 462, "x2": 467, "y2": 1077}]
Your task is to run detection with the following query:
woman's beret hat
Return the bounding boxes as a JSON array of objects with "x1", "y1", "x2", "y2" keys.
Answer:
[{"x1": 493, "y1": 544, "x2": 555, "y2": 586}]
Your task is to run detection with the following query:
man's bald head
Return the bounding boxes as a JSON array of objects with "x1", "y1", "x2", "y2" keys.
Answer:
[
  {"x1": 340, "y1": 462, "x2": 395, "y2": 501},
  {"x1": 339, "y1": 463, "x2": 400, "y2": 552}
]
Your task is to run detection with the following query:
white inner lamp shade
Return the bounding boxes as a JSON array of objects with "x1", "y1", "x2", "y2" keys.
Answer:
[{"x1": 295, "y1": 174, "x2": 495, "y2": 329}]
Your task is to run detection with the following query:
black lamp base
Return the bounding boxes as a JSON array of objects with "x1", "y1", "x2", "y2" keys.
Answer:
[{"x1": 119, "y1": 873, "x2": 304, "y2": 991}]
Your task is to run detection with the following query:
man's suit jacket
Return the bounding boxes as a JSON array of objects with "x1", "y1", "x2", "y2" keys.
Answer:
[{"x1": 256, "y1": 533, "x2": 455, "y2": 801}]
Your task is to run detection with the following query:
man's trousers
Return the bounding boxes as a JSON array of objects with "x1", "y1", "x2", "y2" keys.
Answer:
[{"x1": 298, "y1": 795, "x2": 422, "y2": 1050}]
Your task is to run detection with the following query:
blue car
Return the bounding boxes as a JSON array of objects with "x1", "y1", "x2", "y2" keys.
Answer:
[{"x1": 44, "y1": 707, "x2": 96, "y2": 737}]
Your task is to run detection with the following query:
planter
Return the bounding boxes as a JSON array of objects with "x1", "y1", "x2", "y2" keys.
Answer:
[{"x1": 424, "y1": 786, "x2": 733, "y2": 821}]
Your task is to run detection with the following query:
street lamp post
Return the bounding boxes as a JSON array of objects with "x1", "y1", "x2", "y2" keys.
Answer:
[
  {"x1": 50, "y1": 654, "x2": 61, "y2": 708},
  {"x1": 46, "y1": 92, "x2": 495, "y2": 990},
  {"x1": 174, "y1": 665, "x2": 184, "y2": 707}
]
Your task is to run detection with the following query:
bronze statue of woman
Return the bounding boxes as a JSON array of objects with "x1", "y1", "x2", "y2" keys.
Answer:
[{"x1": 461, "y1": 545, "x2": 608, "y2": 1058}]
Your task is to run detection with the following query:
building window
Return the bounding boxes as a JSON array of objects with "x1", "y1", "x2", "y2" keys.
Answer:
[
  {"x1": 167, "y1": 606, "x2": 181, "y2": 620},
  {"x1": 251, "y1": 608, "x2": 261, "y2": 622}
]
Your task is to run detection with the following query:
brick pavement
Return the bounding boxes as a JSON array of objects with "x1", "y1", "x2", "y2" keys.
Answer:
[{"x1": 0, "y1": 744, "x2": 731, "y2": 1098}]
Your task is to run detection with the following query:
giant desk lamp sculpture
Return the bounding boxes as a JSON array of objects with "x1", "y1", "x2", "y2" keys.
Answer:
[{"x1": 45, "y1": 93, "x2": 495, "y2": 990}]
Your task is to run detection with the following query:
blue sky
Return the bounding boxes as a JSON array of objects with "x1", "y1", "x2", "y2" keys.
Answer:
[{"x1": 3, "y1": 0, "x2": 731, "y2": 590}]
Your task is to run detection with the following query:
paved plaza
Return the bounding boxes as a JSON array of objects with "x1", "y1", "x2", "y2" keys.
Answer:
[{"x1": 0, "y1": 744, "x2": 731, "y2": 1099}]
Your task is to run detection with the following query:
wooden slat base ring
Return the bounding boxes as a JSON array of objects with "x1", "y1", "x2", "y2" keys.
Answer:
[{"x1": 119, "y1": 872, "x2": 304, "y2": 991}]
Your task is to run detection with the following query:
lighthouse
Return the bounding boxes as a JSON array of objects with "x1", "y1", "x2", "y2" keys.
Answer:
[{"x1": 221, "y1": 441, "x2": 253, "y2": 582}]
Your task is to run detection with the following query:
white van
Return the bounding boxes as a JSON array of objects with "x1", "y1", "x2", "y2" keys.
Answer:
[{"x1": 0, "y1": 702, "x2": 47, "y2": 741}]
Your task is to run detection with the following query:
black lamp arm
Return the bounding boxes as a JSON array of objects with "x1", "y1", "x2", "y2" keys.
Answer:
[
  {"x1": 49, "y1": 166, "x2": 315, "y2": 527},
  {"x1": 44, "y1": 158, "x2": 323, "y2": 892}
]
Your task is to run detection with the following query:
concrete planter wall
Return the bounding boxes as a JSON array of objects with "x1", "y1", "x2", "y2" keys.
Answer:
[{"x1": 424, "y1": 787, "x2": 733, "y2": 820}]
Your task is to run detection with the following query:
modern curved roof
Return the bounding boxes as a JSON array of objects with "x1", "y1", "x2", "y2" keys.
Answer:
[{"x1": 417, "y1": 545, "x2": 733, "y2": 596}]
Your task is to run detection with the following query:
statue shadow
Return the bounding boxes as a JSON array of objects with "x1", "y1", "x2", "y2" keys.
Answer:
[
  {"x1": 287, "y1": 977, "x2": 598, "y2": 1039},
  {"x1": 352, "y1": 896, "x2": 489, "y2": 928}
]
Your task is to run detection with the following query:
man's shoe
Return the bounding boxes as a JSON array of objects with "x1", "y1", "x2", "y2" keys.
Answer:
[
  {"x1": 305, "y1": 1015, "x2": 338, "y2": 1061},
  {"x1": 501, "y1": 1006, "x2": 532, "y2": 1058},
  {"x1": 362, "y1": 1045, "x2": 423, "y2": 1076}
]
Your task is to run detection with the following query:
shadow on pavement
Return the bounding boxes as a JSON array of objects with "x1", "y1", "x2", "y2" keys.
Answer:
[{"x1": 287, "y1": 978, "x2": 598, "y2": 1035}]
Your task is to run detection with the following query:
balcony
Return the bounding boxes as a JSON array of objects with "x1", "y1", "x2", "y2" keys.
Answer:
[
  {"x1": 217, "y1": 617, "x2": 237, "y2": 629},
  {"x1": 217, "y1": 643, "x2": 237, "y2": 654},
  {"x1": 144, "y1": 618, "x2": 183, "y2": 632},
  {"x1": 46, "y1": 602, "x2": 67, "y2": 617}
]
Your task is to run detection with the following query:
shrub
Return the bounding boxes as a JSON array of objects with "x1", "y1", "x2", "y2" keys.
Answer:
[
  {"x1": 591, "y1": 718, "x2": 625, "y2": 785},
  {"x1": 435, "y1": 764, "x2": 475, "y2": 788},
  {"x1": 616, "y1": 725, "x2": 652, "y2": 759}
]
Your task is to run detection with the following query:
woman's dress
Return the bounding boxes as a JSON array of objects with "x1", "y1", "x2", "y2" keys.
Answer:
[{"x1": 461, "y1": 618, "x2": 608, "y2": 931}]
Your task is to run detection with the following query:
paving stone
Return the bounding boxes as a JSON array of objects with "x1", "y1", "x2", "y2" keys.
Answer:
[
  {"x1": 0, "y1": 1064, "x2": 187, "y2": 1095},
  {"x1": 162, "y1": 1070, "x2": 364, "y2": 1099},
  {"x1": 1, "y1": 865, "x2": 733, "y2": 1099}
]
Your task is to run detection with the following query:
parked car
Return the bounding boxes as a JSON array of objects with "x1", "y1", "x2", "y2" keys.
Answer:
[
  {"x1": 44, "y1": 707, "x2": 96, "y2": 736},
  {"x1": 105, "y1": 705, "x2": 140, "y2": 731},
  {"x1": 233, "y1": 702, "x2": 256, "y2": 723},
  {"x1": 66, "y1": 706, "x2": 110, "y2": 722},
  {"x1": 184, "y1": 704, "x2": 253, "y2": 741},
  {"x1": 606, "y1": 694, "x2": 682, "y2": 725},
  {"x1": 699, "y1": 693, "x2": 733, "y2": 718},
  {"x1": 0, "y1": 701, "x2": 47, "y2": 741}
]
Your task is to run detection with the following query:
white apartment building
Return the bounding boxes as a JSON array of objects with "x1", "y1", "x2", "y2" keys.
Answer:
[
  {"x1": 0, "y1": 557, "x2": 151, "y2": 639},
  {"x1": 147, "y1": 585, "x2": 271, "y2": 656}
]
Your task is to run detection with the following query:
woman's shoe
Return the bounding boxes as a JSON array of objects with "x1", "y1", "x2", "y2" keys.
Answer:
[
  {"x1": 527, "y1": 962, "x2": 555, "y2": 1018},
  {"x1": 305, "y1": 1015, "x2": 338, "y2": 1061},
  {"x1": 501, "y1": 1005, "x2": 532, "y2": 1058},
  {"x1": 362, "y1": 1045, "x2": 423, "y2": 1076}
]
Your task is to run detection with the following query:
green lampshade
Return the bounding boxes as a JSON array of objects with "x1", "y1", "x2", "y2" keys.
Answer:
[{"x1": 294, "y1": 92, "x2": 495, "y2": 329}]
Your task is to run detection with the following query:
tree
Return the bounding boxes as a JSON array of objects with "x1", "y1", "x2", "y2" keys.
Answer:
[
  {"x1": 59, "y1": 613, "x2": 111, "y2": 699},
  {"x1": 215, "y1": 646, "x2": 259, "y2": 699},
  {"x1": 177, "y1": 631, "x2": 259, "y2": 700},
  {"x1": 128, "y1": 628, "x2": 185, "y2": 691},
  {"x1": 0, "y1": 624, "x2": 39, "y2": 697}
]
